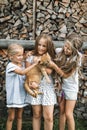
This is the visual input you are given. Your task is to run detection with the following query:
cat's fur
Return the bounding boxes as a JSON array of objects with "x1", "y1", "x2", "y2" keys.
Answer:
[{"x1": 24, "y1": 53, "x2": 51, "y2": 98}]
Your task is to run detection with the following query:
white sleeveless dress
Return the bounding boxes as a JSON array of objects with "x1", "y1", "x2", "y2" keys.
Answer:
[{"x1": 25, "y1": 55, "x2": 57, "y2": 105}]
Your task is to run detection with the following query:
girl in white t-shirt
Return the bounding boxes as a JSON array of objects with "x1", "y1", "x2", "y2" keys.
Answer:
[{"x1": 49, "y1": 34, "x2": 83, "y2": 130}]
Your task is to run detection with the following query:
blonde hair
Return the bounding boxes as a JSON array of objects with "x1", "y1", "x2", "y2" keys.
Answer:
[
  {"x1": 55, "y1": 34, "x2": 81, "y2": 75},
  {"x1": 66, "y1": 33, "x2": 83, "y2": 51},
  {"x1": 7, "y1": 43, "x2": 24, "y2": 57}
]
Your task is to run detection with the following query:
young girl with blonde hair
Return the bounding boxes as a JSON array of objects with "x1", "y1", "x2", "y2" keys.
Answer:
[{"x1": 6, "y1": 43, "x2": 40, "y2": 130}]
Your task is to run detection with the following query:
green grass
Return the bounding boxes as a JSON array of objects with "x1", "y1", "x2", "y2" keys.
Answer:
[
  {"x1": 53, "y1": 118, "x2": 87, "y2": 130},
  {"x1": 0, "y1": 117, "x2": 87, "y2": 130}
]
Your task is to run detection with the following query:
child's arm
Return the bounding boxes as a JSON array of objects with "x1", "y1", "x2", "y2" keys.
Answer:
[
  {"x1": 14, "y1": 62, "x2": 38, "y2": 75},
  {"x1": 14, "y1": 57, "x2": 41, "y2": 75},
  {"x1": 49, "y1": 60, "x2": 74, "y2": 78}
]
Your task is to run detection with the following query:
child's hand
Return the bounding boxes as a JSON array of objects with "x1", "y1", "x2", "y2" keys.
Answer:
[
  {"x1": 48, "y1": 60, "x2": 55, "y2": 68},
  {"x1": 25, "y1": 50, "x2": 34, "y2": 58}
]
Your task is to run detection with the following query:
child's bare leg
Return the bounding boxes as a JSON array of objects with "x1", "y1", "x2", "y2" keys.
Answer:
[
  {"x1": 6, "y1": 108, "x2": 15, "y2": 130},
  {"x1": 16, "y1": 108, "x2": 23, "y2": 130},
  {"x1": 59, "y1": 98, "x2": 66, "y2": 130}
]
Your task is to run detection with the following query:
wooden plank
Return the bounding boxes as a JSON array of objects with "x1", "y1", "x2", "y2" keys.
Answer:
[
  {"x1": 0, "y1": 39, "x2": 64, "y2": 49},
  {"x1": 0, "y1": 0, "x2": 8, "y2": 5},
  {"x1": 0, "y1": 39, "x2": 35, "y2": 50},
  {"x1": 33, "y1": 0, "x2": 37, "y2": 39},
  {"x1": 0, "y1": 39, "x2": 86, "y2": 50}
]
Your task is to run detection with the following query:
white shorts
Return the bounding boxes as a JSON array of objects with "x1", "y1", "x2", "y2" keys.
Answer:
[
  {"x1": 57, "y1": 90, "x2": 78, "y2": 100},
  {"x1": 64, "y1": 91, "x2": 78, "y2": 100}
]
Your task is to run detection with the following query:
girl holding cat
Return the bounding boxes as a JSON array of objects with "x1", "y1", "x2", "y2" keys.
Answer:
[{"x1": 25, "y1": 33, "x2": 67, "y2": 130}]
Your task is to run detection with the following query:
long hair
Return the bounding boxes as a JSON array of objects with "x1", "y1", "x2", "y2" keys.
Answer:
[
  {"x1": 54, "y1": 38, "x2": 81, "y2": 89},
  {"x1": 34, "y1": 34, "x2": 56, "y2": 59},
  {"x1": 67, "y1": 33, "x2": 83, "y2": 51},
  {"x1": 55, "y1": 45, "x2": 79, "y2": 74},
  {"x1": 55, "y1": 34, "x2": 83, "y2": 75}
]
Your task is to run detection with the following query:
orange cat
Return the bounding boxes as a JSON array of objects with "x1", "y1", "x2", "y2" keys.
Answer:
[{"x1": 24, "y1": 53, "x2": 51, "y2": 98}]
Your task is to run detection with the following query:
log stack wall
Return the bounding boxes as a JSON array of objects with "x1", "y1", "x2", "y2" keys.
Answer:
[
  {"x1": 0, "y1": 0, "x2": 87, "y2": 41},
  {"x1": 0, "y1": 0, "x2": 87, "y2": 119}
]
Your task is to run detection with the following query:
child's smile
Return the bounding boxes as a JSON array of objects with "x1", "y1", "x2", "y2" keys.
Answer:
[{"x1": 38, "y1": 38, "x2": 47, "y2": 55}]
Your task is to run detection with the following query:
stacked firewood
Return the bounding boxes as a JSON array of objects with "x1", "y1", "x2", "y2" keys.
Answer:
[
  {"x1": 0, "y1": 50, "x2": 8, "y2": 101},
  {"x1": 0, "y1": 0, "x2": 33, "y2": 40},
  {"x1": 0, "y1": 0, "x2": 87, "y2": 41},
  {"x1": 0, "y1": 0, "x2": 87, "y2": 118},
  {"x1": 78, "y1": 53, "x2": 87, "y2": 104},
  {"x1": 36, "y1": 0, "x2": 87, "y2": 41}
]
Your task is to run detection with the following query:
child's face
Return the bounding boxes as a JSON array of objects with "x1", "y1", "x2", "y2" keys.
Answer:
[
  {"x1": 11, "y1": 49, "x2": 24, "y2": 64},
  {"x1": 37, "y1": 38, "x2": 47, "y2": 55},
  {"x1": 64, "y1": 40, "x2": 72, "y2": 56}
]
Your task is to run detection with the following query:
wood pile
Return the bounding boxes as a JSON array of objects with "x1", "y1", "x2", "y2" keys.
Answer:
[
  {"x1": 0, "y1": 0, "x2": 87, "y2": 41},
  {"x1": 78, "y1": 53, "x2": 87, "y2": 104},
  {"x1": 75, "y1": 53, "x2": 87, "y2": 119},
  {"x1": 0, "y1": 50, "x2": 8, "y2": 101},
  {"x1": 36, "y1": 0, "x2": 87, "y2": 41},
  {"x1": 0, "y1": 0, "x2": 87, "y2": 118},
  {"x1": 0, "y1": 0, "x2": 33, "y2": 40}
]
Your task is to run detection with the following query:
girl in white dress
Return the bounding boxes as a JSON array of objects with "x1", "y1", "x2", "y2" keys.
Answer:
[
  {"x1": 6, "y1": 43, "x2": 40, "y2": 130},
  {"x1": 25, "y1": 34, "x2": 69, "y2": 130},
  {"x1": 25, "y1": 34, "x2": 57, "y2": 130}
]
